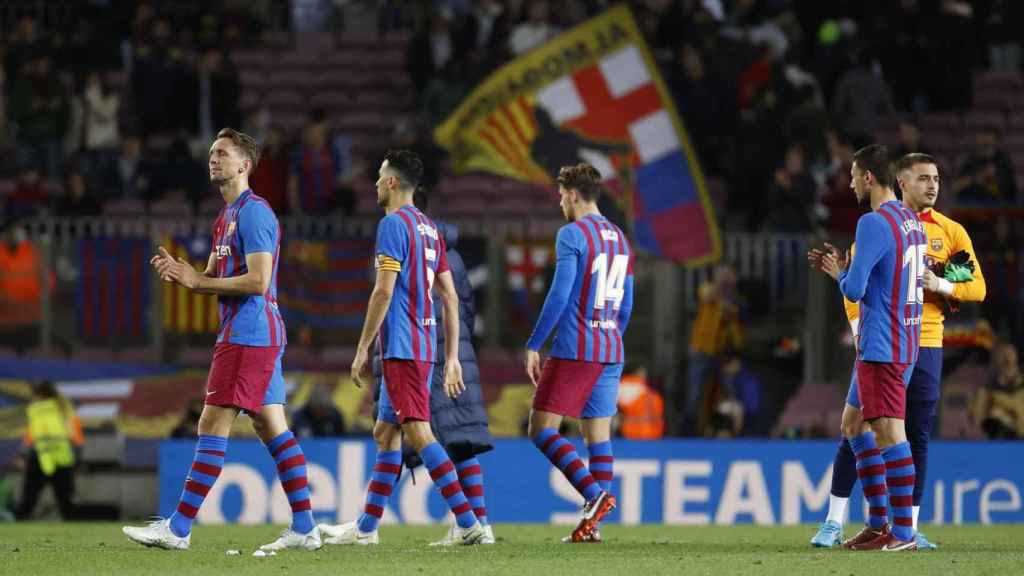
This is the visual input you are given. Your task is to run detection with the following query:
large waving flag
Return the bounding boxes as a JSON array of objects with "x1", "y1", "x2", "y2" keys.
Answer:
[
  {"x1": 77, "y1": 238, "x2": 151, "y2": 339},
  {"x1": 162, "y1": 235, "x2": 219, "y2": 334},
  {"x1": 435, "y1": 4, "x2": 721, "y2": 265},
  {"x1": 277, "y1": 238, "x2": 373, "y2": 330}
]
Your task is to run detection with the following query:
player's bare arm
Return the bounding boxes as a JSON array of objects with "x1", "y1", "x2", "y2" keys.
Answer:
[
  {"x1": 156, "y1": 246, "x2": 272, "y2": 296},
  {"x1": 202, "y1": 252, "x2": 217, "y2": 277},
  {"x1": 350, "y1": 267, "x2": 398, "y2": 388},
  {"x1": 434, "y1": 269, "x2": 465, "y2": 398}
]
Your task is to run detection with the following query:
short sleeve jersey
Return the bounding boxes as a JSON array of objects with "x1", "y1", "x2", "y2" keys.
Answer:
[
  {"x1": 212, "y1": 189, "x2": 286, "y2": 347},
  {"x1": 375, "y1": 205, "x2": 449, "y2": 362}
]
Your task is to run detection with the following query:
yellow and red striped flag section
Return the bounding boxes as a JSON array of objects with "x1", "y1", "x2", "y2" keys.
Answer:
[
  {"x1": 161, "y1": 234, "x2": 218, "y2": 334},
  {"x1": 435, "y1": 4, "x2": 721, "y2": 265}
]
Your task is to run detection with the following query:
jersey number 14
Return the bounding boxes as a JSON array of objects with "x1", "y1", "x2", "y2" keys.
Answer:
[{"x1": 592, "y1": 253, "x2": 628, "y2": 310}]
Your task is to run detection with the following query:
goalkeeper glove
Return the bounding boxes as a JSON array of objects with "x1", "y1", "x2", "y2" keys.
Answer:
[{"x1": 943, "y1": 250, "x2": 975, "y2": 283}]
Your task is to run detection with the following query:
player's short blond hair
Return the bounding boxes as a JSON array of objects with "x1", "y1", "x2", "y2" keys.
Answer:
[
  {"x1": 557, "y1": 163, "x2": 603, "y2": 202},
  {"x1": 216, "y1": 127, "x2": 261, "y2": 172}
]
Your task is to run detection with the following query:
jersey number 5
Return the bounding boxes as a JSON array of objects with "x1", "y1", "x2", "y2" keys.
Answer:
[{"x1": 592, "y1": 253, "x2": 628, "y2": 310}]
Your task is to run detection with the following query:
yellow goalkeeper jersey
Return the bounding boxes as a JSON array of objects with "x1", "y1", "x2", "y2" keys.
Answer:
[{"x1": 843, "y1": 208, "x2": 986, "y2": 348}]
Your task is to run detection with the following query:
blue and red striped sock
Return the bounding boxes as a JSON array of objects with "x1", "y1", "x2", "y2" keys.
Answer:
[
  {"x1": 533, "y1": 429, "x2": 602, "y2": 502},
  {"x1": 587, "y1": 441, "x2": 614, "y2": 493},
  {"x1": 850, "y1": 431, "x2": 888, "y2": 530},
  {"x1": 169, "y1": 435, "x2": 227, "y2": 537},
  {"x1": 420, "y1": 443, "x2": 477, "y2": 529},
  {"x1": 357, "y1": 450, "x2": 401, "y2": 533},
  {"x1": 883, "y1": 441, "x2": 916, "y2": 542},
  {"x1": 456, "y1": 457, "x2": 488, "y2": 526},
  {"x1": 266, "y1": 431, "x2": 314, "y2": 534}
]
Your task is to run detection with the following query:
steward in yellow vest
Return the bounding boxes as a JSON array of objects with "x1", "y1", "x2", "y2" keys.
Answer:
[{"x1": 15, "y1": 381, "x2": 83, "y2": 520}]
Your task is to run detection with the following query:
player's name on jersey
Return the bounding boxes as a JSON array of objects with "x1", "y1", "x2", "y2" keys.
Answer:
[
  {"x1": 588, "y1": 319, "x2": 619, "y2": 330},
  {"x1": 901, "y1": 219, "x2": 927, "y2": 235},
  {"x1": 600, "y1": 229, "x2": 620, "y2": 243}
]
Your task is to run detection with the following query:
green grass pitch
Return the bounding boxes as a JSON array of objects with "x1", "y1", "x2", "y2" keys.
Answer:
[{"x1": 2, "y1": 523, "x2": 1023, "y2": 575}]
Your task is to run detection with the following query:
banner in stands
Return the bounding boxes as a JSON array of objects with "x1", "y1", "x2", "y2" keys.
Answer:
[
  {"x1": 434, "y1": 5, "x2": 721, "y2": 265},
  {"x1": 160, "y1": 439, "x2": 1023, "y2": 525}
]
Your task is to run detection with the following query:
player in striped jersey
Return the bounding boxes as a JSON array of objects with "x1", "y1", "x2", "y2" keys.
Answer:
[
  {"x1": 810, "y1": 145, "x2": 926, "y2": 551},
  {"x1": 810, "y1": 153, "x2": 986, "y2": 550},
  {"x1": 525, "y1": 163, "x2": 635, "y2": 543},
  {"x1": 124, "y1": 128, "x2": 319, "y2": 551},
  {"x1": 318, "y1": 150, "x2": 485, "y2": 546}
]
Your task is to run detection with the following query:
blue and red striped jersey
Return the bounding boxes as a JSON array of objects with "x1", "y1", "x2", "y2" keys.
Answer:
[
  {"x1": 839, "y1": 200, "x2": 926, "y2": 364},
  {"x1": 375, "y1": 205, "x2": 449, "y2": 362},
  {"x1": 212, "y1": 189, "x2": 287, "y2": 347},
  {"x1": 526, "y1": 214, "x2": 635, "y2": 363}
]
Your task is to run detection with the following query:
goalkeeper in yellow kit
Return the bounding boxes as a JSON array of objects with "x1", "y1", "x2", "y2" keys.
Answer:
[{"x1": 809, "y1": 153, "x2": 986, "y2": 549}]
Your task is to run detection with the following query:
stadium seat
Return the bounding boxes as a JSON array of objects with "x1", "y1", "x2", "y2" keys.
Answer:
[
  {"x1": 103, "y1": 198, "x2": 146, "y2": 216},
  {"x1": 964, "y1": 110, "x2": 1006, "y2": 132}
]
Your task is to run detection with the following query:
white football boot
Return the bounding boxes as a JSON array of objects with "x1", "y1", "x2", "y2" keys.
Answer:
[
  {"x1": 317, "y1": 521, "x2": 379, "y2": 545},
  {"x1": 428, "y1": 522, "x2": 486, "y2": 546},
  {"x1": 122, "y1": 519, "x2": 190, "y2": 550},
  {"x1": 259, "y1": 527, "x2": 322, "y2": 551}
]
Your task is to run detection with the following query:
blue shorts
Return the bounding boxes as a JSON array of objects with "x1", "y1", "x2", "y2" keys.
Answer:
[
  {"x1": 261, "y1": 346, "x2": 286, "y2": 406},
  {"x1": 851, "y1": 354, "x2": 917, "y2": 407}
]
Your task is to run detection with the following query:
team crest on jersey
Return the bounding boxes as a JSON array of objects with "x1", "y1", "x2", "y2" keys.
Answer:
[
  {"x1": 226, "y1": 221, "x2": 236, "y2": 237},
  {"x1": 931, "y1": 238, "x2": 942, "y2": 251}
]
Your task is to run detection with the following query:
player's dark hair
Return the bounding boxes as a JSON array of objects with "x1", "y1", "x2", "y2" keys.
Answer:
[
  {"x1": 895, "y1": 153, "x2": 937, "y2": 174},
  {"x1": 557, "y1": 163, "x2": 603, "y2": 202},
  {"x1": 413, "y1": 186, "x2": 429, "y2": 213},
  {"x1": 852, "y1": 144, "x2": 892, "y2": 188},
  {"x1": 216, "y1": 127, "x2": 261, "y2": 172},
  {"x1": 383, "y1": 149, "x2": 424, "y2": 192}
]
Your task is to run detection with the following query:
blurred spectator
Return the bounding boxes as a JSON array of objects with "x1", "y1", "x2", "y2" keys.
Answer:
[
  {"x1": 509, "y1": 0, "x2": 558, "y2": 55},
  {"x1": 458, "y1": 0, "x2": 507, "y2": 78},
  {"x1": 288, "y1": 110, "x2": 346, "y2": 215},
  {"x1": 184, "y1": 48, "x2": 242, "y2": 144},
  {"x1": 418, "y1": 60, "x2": 471, "y2": 128},
  {"x1": 709, "y1": 398, "x2": 744, "y2": 438},
  {"x1": 617, "y1": 366, "x2": 664, "y2": 439},
  {"x1": 983, "y1": 0, "x2": 1023, "y2": 71},
  {"x1": 56, "y1": 167, "x2": 101, "y2": 218},
  {"x1": 764, "y1": 143, "x2": 816, "y2": 232},
  {"x1": 667, "y1": 43, "x2": 732, "y2": 175},
  {"x1": 3, "y1": 15, "x2": 44, "y2": 98},
  {"x1": 973, "y1": 342, "x2": 1024, "y2": 439},
  {"x1": 9, "y1": 53, "x2": 69, "y2": 180},
  {"x1": 721, "y1": 351, "x2": 763, "y2": 435},
  {"x1": 292, "y1": 386, "x2": 346, "y2": 438},
  {"x1": 132, "y1": 17, "x2": 189, "y2": 136},
  {"x1": 955, "y1": 128, "x2": 1018, "y2": 204},
  {"x1": 821, "y1": 130, "x2": 859, "y2": 235},
  {"x1": 250, "y1": 124, "x2": 289, "y2": 213},
  {"x1": 407, "y1": 9, "x2": 461, "y2": 91},
  {"x1": 170, "y1": 398, "x2": 204, "y2": 439},
  {"x1": 14, "y1": 381, "x2": 83, "y2": 520},
  {"x1": 97, "y1": 135, "x2": 156, "y2": 201},
  {"x1": 891, "y1": 119, "x2": 929, "y2": 159},
  {"x1": 7, "y1": 164, "x2": 49, "y2": 220},
  {"x1": 152, "y1": 136, "x2": 208, "y2": 206},
  {"x1": 684, "y1": 263, "x2": 744, "y2": 435},
  {"x1": 830, "y1": 50, "x2": 894, "y2": 147},
  {"x1": 0, "y1": 220, "x2": 43, "y2": 353},
  {"x1": 66, "y1": 72, "x2": 121, "y2": 178},
  {"x1": 930, "y1": 0, "x2": 976, "y2": 111}
]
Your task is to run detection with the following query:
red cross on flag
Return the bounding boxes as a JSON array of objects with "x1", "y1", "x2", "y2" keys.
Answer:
[{"x1": 435, "y1": 4, "x2": 721, "y2": 265}]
